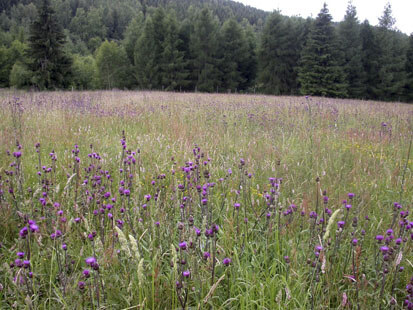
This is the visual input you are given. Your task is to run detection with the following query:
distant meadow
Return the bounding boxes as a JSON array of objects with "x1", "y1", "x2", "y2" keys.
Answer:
[{"x1": 0, "y1": 90, "x2": 412, "y2": 309}]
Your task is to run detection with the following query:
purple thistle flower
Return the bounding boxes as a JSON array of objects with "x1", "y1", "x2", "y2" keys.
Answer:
[
  {"x1": 203, "y1": 252, "x2": 211, "y2": 260},
  {"x1": 179, "y1": 241, "x2": 187, "y2": 250},
  {"x1": 234, "y1": 203, "x2": 240, "y2": 210},
  {"x1": 29, "y1": 223, "x2": 39, "y2": 232},
  {"x1": 85, "y1": 257, "x2": 96, "y2": 266},
  {"x1": 78, "y1": 281, "x2": 85, "y2": 290},
  {"x1": 380, "y1": 246, "x2": 389, "y2": 254},
  {"x1": 348, "y1": 193, "x2": 355, "y2": 199},
  {"x1": 222, "y1": 258, "x2": 232, "y2": 266},
  {"x1": 352, "y1": 239, "x2": 358, "y2": 246},
  {"x1": 376, "y1": 235, "x2": 384, "y2": 243},
  {"x1": 17, "y1": 252, "x2": 25, "y2": 258},
  {"x1": 337, "y1": 221, "x2": 345, "y2": 229},
  {"x1": 83, "y1": 269, "x2": 91, "y2": 278},
  {"x1": 182, "y1": 270, "x2": 190, "y2": 278},
  {"x1": 19, "y1": 226, "x2": 28, "y2": 238}
]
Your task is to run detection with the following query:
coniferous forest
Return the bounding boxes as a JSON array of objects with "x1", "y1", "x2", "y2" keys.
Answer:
[{"x1": 0, "y1": 0, "x2": 412, "y2": 102}]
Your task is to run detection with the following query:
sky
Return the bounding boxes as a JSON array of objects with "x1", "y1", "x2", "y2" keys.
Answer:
[{"x1": 236, "y1": 0, "x2": 413, "y2": 35}]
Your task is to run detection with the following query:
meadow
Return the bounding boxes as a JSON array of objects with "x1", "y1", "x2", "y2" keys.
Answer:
[{"x1": 0, "y1": 90, "x2": 412, "y2": 309}]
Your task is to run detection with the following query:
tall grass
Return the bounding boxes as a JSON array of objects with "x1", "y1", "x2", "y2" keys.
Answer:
[{"x1": 0, "y1": 90, "x2": 412, "y2": 309}]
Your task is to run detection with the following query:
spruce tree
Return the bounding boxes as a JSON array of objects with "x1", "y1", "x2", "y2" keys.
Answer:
[
  {"x1": 28, "y1": 0, "x2": 72, "y2": 90},
  {"x1": 376, "y1": 3, "x2": 406, "y2": 101},
  {"x1": 218, "y1": 19, "x2": 248, "y2": 92},
  {"x1": 298, "y1": 3, "x2": 347, "y2": 97},
  {"x1": 339, "y1": 2, "x2": 364, "y2": 98},
  {"x1": 134, "y1": 8, "x2": 166, "y2": 89},
  {"x1": 239, "y1": 24, "x2": 257, "y2": 92},
  {"x1": 258, "y1": 12, "x2": 301, "y2": 95},
  {"x1": 191, "y1": 8, "x2": 220, "y2": 92},
  {"x1": 403, "y1": 34, "x2": 413, "y2": 102},
  {"x1": 161, "y1": 11, "x2": 189, "y2": 91},
  {"x1": 360, "y1": 20, "x2": 381, "y2": 100}
]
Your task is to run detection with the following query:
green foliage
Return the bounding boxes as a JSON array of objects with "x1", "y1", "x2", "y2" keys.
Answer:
[
  {"x1": 360, "y1": 21, "x2": 381, "y2": 100},
  {"x1": 161, "y1": 11, "x2": 189, "y2": 90},
  {"x1": 338, "y1": 2, "x2": 364, "y2": 98},
  {"x1": 257, "y1": 12, "x2": 301, "y2": 95},
  {"x1": 191, "y1": 8, "x2": 220, "y2": 92},
  {"x1": 71, "y1": 54, "x2": 99, "y2": 90},
  {"x1": 403, "y1": 34, "x2": 413, "y2": 102},
  {"x1": 217, "y1": 19, "x2": 250, "y2": 92},
  {"x1": 134, "y1": 8, "x2": 167, "y2": 89},
  {"x1": 374, "y1": 4, "x2": 406, "y2": 102},
  {"x1": 28, "y1": 0, "x2": 72, "y2": 90},
  {"x1": 95, "y1": 40, "x2": 132, "y2": 89},
  {"x1": 298, "y1": 3, "x2": 347, "y2": 97},
  {"x1": 123, "y1": 12, "x2": 145, "y2": 63},
  {"x1": 9, "y1": 60, "x2": 32, "y2": 88}
]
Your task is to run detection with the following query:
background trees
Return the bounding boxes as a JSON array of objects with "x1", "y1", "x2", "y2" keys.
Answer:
[{"x1": 0, "y1": 0, "x2": 411, "y2": 102}]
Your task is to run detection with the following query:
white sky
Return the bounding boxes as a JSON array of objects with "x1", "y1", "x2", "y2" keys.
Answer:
[{"x1": 236, "y1": 0, "x2": 413, "y2": 35}]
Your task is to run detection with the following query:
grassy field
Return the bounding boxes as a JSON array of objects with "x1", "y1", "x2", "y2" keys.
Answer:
[{"x1": 0, "y1": 90, "x2": 412, "y2": 309}]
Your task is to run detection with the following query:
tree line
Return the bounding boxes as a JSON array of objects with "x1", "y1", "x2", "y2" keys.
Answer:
[{"x1": 0, "y1": 0, "x2": 412, "y2": 102}]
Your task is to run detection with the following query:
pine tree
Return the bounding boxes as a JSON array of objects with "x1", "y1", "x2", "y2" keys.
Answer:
[
  {"x1": 298, "y1": 3, "x2": 347, "y2": 97},
  {"x1": 403, "y1": 34, "x2": 413, "y2": 102},
  {"x1": 134, "y1": 8, "x2": 166, "y2": 89},
  {"x1": 161, "y1": 11, "x2": 189, "y2": 91},
  {"x1": 257, "y1": 12, "x2": 301, "y2": 95},
  {"x1": 360, "y1": 20, "x2": 381, "y2": 100},
  {"x1": 191, "y1": 8, "x2": 221, "y2": 92},
  {"x1": 239, "y1": 24, "x2": 257, "y2": 92},
  {"x1": 376, "y1": 3, "x2": 406, "y2": 101},
  {"x1": 218, "y1": 19, "x2": 248, "y2": 92},
  {"x1": 339, "y1": 2, "x2": 364, "y2": 98},
  {"x1": 28, "y1": 0, "x2": 72, "y2": 90}
]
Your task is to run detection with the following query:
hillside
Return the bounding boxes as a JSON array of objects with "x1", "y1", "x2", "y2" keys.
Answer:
[{"x1": 0, "y1": 0, "x2": 411, "y2": 102}]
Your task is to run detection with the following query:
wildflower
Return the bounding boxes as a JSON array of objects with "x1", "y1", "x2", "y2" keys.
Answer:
[
  {"x1": 182, "y1": 270, "x2": 190, "y2": 278},
  {"x1": 13, "y1": 151, "x2": 22, "y2": 158},
  {"x1": 78, "y1": 281, "x2": 85, "y2": 290},
  {"x1": 203, "y1": 252, "x2": 211, "y2": 260},
  {"x1": 83, "y1": 269, "x2": 90, "y2": 278},
  {"x1": 352, "y1": 239, "x2": 358, "y2": 246},
  {"x1": 179, "y1": 241, "x2": 187, "y2": 250},
  {"x1": 234, "y1": 203, "x2": 240, "y2": 210},
  {"x1": 337, "y1": 221, "x2": 345, "y2": 229},
  {"x1": 85, "y1": 257, "x2": 96, "y2": 266},
  {"x1": 19, "y1": 227, "x2": 28, "y2": 238},
  {"x1": 223, "y1": 258, "x2": 232, "y2": 266},
  {"x1": 380, "y1": 246, "x2": 389, "y2": 254},
  {"x1": 376, "y1": 235, "x2": 384, "y2": 243}
]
